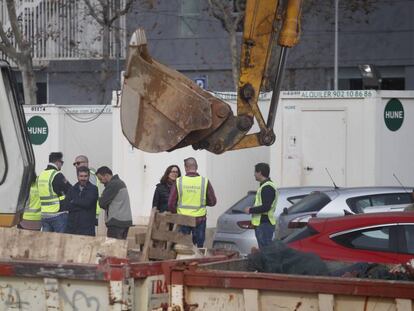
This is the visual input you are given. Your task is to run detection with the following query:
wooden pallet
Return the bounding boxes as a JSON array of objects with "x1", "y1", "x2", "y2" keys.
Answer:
[
  {"x1": 0, "y1": 228, "x2": 128, "y2": 264},
  {"x1": 136, "y1": 210, "x2": 196, "y2": 261}
]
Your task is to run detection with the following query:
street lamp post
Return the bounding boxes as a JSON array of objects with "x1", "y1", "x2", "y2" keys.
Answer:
[{"x1": 334, "y1": 0, "x2": 339, "y2": 90}]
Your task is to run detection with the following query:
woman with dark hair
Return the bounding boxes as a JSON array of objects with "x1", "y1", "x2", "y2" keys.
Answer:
[{"x1": 152, "y1": 165, "x2": 181, "y2": 212}]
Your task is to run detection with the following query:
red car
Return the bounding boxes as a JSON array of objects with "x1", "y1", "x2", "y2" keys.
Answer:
[{"x1": 285, "y1": 212, "x2": 414, "y2": 264}]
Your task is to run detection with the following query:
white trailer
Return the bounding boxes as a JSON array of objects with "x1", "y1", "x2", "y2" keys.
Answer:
[
  {"x1": 23, "y1": 91, "x2": 414, "y2": 227},
  {"x1": 24, "y1": 105, "x2": 113, "y2": 184},
  {"x1": 273, "y1": 90, "x2": 414, "y2": 188}
]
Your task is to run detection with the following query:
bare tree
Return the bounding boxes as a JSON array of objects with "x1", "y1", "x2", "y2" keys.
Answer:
[
  {"x1": 0, "y1": 1, "x2": 137, "y2": 106},
  {"x1": 207, "y1": 0, "x2": 244, "y2": 91},
  {"x1": 0, "y1": 0, "x2": 37, "y2": 105},
  {"x1": 81, "y1": 0, "x2": 134, "y2": 105},
  {"x1": 302, "y1": 0, "x2": 387, "y2": 23},
  {"x1": 208, "y1": 0, "x2": 387, "y2": 91}
]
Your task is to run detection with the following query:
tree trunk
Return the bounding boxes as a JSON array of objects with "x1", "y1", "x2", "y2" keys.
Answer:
[
  {"x1": 99, "y1": 23, "x2": 111, "y2": 105},
  {"x1": 19, "y1": 58, "x2": 37, "y2": 105},
  {"x1": 228, "y1": 29, "x2": 240, "y2": 92}
]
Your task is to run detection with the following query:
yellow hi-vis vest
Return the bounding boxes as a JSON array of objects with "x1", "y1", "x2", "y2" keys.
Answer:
[
  {"x1": 176, "y1": 176, "x2": 208, "y2": 217},
  {"x1": 90, "y1": 169, "x2": 101, "y2": 216},
  {"x1": 38, "y1": 169, "x2": 65, "y2": 214},
  {"x1": 22, "y1": 180, "x2": 41, "y2": 221},
  {"x1": 251, "y1": 180, "x2": 277, "y2": 226}
]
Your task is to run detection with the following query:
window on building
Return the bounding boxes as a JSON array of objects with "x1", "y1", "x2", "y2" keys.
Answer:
[
  {"x1": 381, "y1": 78, "x2": 405, "y2": 90},
  {"x1": 348, "y1": 79, "x2": 363, "y2": 90},
  {"x1": 17, "y1": 82, "x2": 47, "y2": 105},
  {"x1": 346, "y1": 78, "x2": 405, "y2": 90},
  {"x1": 180, "y1": 0, "x2": 200, "y2": 37},
  {"x1": 36, "y1": 83, "x2": 47, "y2": 104}
]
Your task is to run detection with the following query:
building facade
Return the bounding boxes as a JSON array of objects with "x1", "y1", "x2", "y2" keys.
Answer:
[
  {"x1": 127, "y1": 0, "x2": 414, "y2": 92},
  {"x1": 1, "y1": 0, "x2": 413, "y2": 105}
]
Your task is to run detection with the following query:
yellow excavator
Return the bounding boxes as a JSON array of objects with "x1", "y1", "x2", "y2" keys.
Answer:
[
  {"x1": 121, "y1": 0, "x2": 303, "y2": 154},
  {"x1": 0, "y1": 0, "x2": 302, "y2": 226}
]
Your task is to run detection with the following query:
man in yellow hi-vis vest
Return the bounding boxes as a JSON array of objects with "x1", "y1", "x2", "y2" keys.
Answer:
[
  {"x1": 73, "y1": 155, "x2": 102, "y2": 225},
  {"x1": 38, "y1": 152, "x2": 71, "y2": 232},
  {"x1": 168, "y1": 157, "x2": 216, "y2": 248},
  {"x1": 19, "y1": 175, "x2": 41, "y2": 231},
  {"x1": 244, "y1": 163, "x2": 278, "y2": 249}
]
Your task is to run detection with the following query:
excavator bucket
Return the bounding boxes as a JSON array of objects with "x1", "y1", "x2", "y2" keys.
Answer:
[
  {"x1": 121, "y1": 29, "x2": 234, "y2": 153},
  {"x1": 121, "y1": 0, "x2": 302, "y2": 154}
]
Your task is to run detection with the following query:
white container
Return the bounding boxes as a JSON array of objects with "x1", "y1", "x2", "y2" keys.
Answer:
[
  {"x1": 24, "y1": 105, "x2": 113, "y2": 184},
  {"x1": 273, "y1": 90, "x2": 414, "y2": 188}
]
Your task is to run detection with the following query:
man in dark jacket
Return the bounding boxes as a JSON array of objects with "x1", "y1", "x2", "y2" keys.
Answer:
[
  {"x1": 96, "y1": 166, "x2": 132, "y2": 239},
  {"x1": 65, "y1": 166, "x2": 98, "y2": 236}
]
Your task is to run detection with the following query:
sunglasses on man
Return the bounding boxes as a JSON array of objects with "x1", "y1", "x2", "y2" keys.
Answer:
[{"x1": 73, "y1": 161, "x2": 85, "y2": 166}]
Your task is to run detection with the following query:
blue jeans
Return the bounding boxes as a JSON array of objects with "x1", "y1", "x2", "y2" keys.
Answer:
[
  {"x1": 179, "y1": 220, "x2": 206, "y2": 248},
  {"x1": 254, "y1": 222, "x2": 275, "y2": 249},
  {"x1": 41, "y1": 213, "x2": 68, "y2": 233}
]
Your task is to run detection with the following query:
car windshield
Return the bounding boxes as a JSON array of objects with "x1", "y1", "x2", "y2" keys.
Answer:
[
  {"x1": 227, "y1": 194, "x2": 255, "y2": 214},
  {"x1": 287, "y1": 192, "x2": 331, "y2": 214}
]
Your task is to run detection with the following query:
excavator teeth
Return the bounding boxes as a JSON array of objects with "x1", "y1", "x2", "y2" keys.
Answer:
[{"x1": 129, "y1": 28, "x2": 147, "y2": 47}]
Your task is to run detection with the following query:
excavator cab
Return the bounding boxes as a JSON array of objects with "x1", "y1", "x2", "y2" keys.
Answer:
[{"x1": 121, "y1": 0, "x2": 302, "y2": 154}]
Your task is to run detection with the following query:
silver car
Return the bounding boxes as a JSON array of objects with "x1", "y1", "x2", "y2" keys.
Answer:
[
  {"x1": 212, "y1": 186, "x2": 333, "y2": 255},
  {"x1": 277, "y1": 187, "x2": 414, "y2": 239}
]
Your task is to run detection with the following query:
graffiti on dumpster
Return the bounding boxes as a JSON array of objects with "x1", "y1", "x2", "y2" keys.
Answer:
[
  {"x1": 0, "y1": 282, "x2": 103, "y2": 310},
  {"x1": 0, "y1": 284, "x2": 30, "y2": 309},
  {"x1": 69, "y1": 290, "x2": 101, "y2": 311}
]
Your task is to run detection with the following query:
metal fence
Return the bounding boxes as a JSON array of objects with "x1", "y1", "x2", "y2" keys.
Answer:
[{"x1": 0, "y1": 0, "x2": 127, "y2": 61}]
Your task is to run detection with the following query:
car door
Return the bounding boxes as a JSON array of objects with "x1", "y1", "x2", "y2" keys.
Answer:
[{"x1": 0, "y1": 63, "x2": 35, "y2": 226}]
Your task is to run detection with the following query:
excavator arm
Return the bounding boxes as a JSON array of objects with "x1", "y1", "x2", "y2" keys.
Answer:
[{"x1": 121, "y1": 0, "x2": 302, "y2": 154}]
